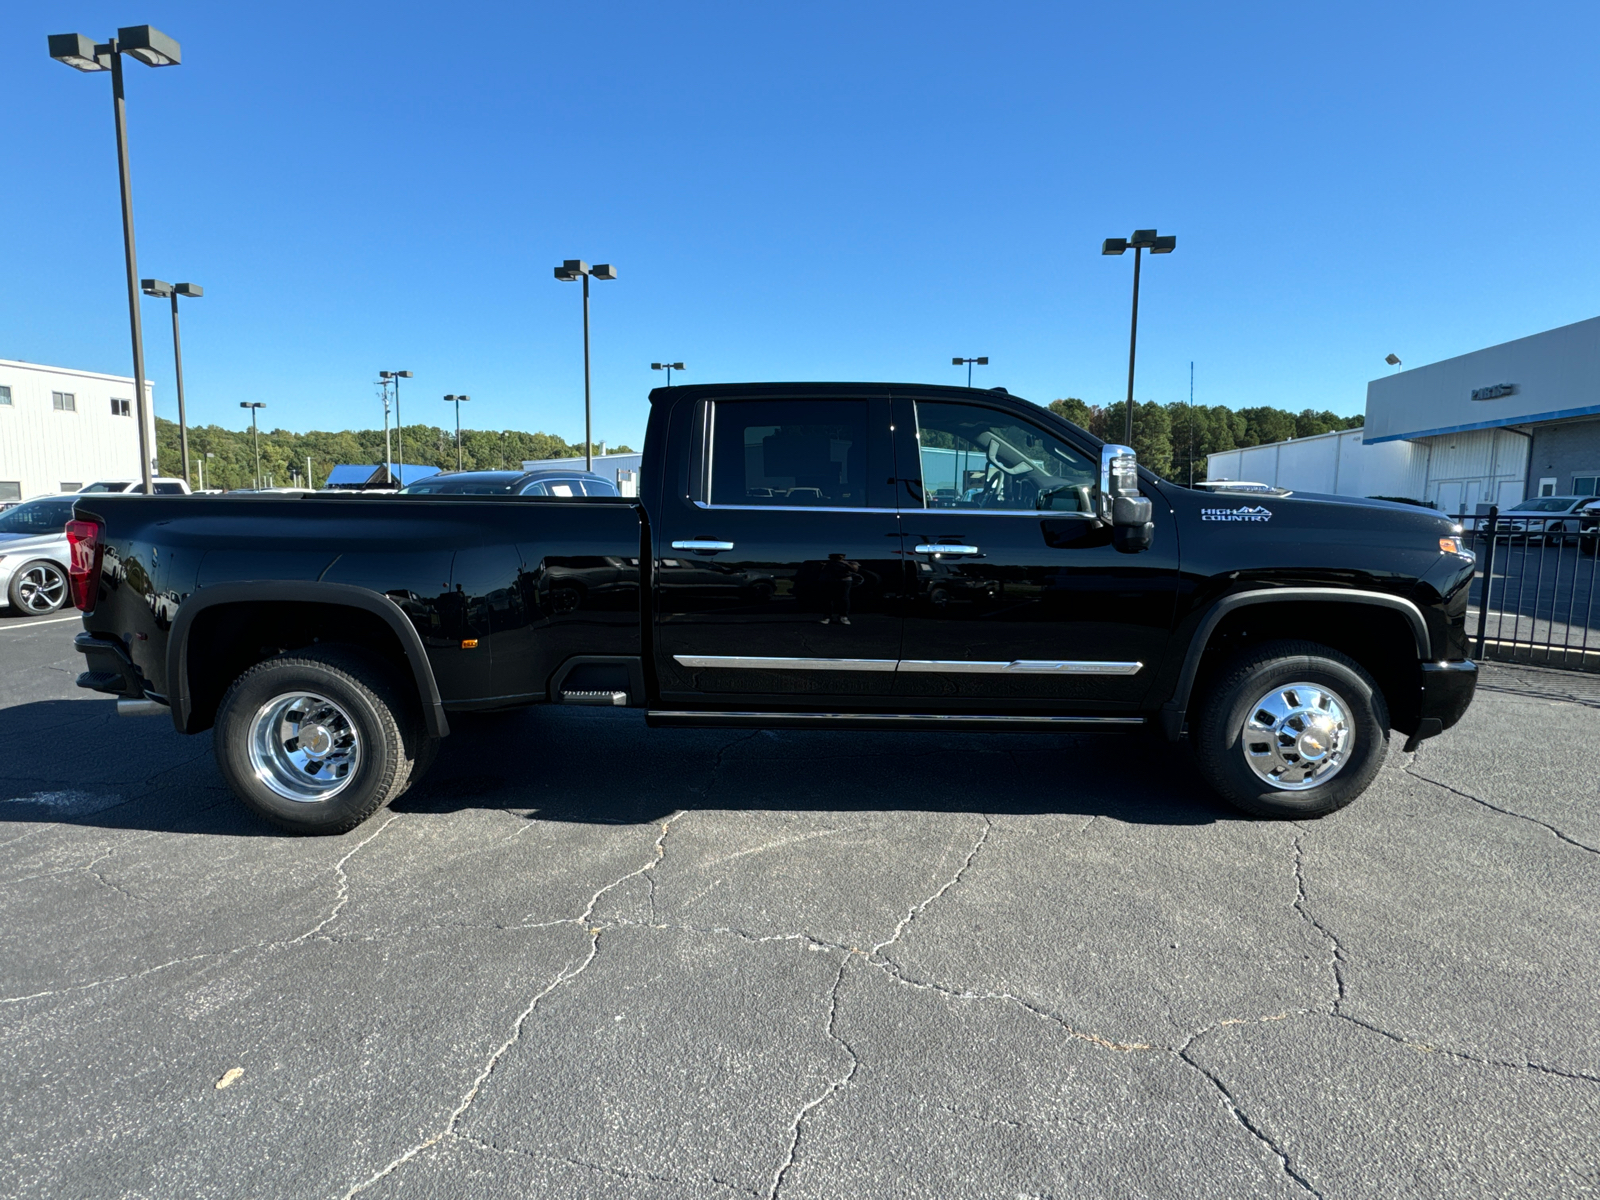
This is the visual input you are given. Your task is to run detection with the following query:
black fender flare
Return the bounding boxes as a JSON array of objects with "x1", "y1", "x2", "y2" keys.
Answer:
[
  {"x1": 167, "y1": 580, "x2": 450, "y2": 738},
  {"x1": 1159, "y1": 587, "x2": 1431, "y2": 740}
]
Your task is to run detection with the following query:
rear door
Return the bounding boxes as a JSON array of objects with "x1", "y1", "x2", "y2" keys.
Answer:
[
  {"x1": 891, "y1": 392, "x2": 1180, "y2": 710},
  {"x1": 653, "y1": 392, "x2": 905, "y2": 702}
]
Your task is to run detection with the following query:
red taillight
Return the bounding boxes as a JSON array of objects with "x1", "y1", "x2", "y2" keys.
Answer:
[{"x1": 64, "y1": 520, "x2": 103, "y2": 611}]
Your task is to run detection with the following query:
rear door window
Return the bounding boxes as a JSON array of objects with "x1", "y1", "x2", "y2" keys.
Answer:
[{"x1": 709, "y1": 398, "x2": 874, "y2": 508}]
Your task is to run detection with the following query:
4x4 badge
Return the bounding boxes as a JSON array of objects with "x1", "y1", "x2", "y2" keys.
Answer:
[{"x1": 1200, "y1": 505, "x2": 1273, "y2": 522}]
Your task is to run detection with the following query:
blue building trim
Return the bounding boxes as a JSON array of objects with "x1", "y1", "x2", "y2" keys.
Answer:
[{"x1": 1363, "y1": 403, "x2": 1600, "y2": 444}]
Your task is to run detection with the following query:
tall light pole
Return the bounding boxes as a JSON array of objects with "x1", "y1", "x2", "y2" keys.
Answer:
[
  {"x1": 952, "y1": 356, "x2": 988, "y2": 388},
  {"x1": 379, "y1": 370, "x2": 412, "y2": 485},
  {"x1": 444, "y1": 395, "x2": 471, "y2": 471},
  {"x1": 1102, "y1": 229, "x2": 1176, "y2": 445},
  {"x1": 141, "y1": 279, "x2": 202, "y2": 487},
  {"x1": 651, "y1": 361, "x2": 685, "y2": 386},
  {"x1": 554, "y1": 260, "x2": 617, "y2": 470},
  {"x1": 240, "y1": 402, "x2": 265, "y2": 489},
  {"x1": 50, "y1": 26, "x2": 182, "y2": 496},
  {"x1": 202, "y1": 451, "x2": 215, "y2": 491}
]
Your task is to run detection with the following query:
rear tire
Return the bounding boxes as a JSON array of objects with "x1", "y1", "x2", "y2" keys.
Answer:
[
  {"x1": 213, "y1": 645, "x2": 428, "y2": 835},
  {"x1": 1192, "y1": 639, "x2": 1390, "y2": 820}
]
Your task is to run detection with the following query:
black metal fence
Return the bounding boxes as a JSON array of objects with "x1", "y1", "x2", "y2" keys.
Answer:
[{"x1": 1455, "y1": 506, "x2": 1600, "y2": 672}]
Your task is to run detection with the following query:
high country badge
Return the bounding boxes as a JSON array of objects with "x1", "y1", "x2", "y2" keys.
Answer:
[{"x1": 1200, "y1": 505, "x2": 1273, "y2": 522}]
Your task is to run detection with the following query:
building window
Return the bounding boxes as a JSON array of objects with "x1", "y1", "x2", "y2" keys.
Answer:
[
  {"x1": 0, "y1": 385, "x2": 12, "y2": 406},
  {"x1": 1574, "y1": 474, "x2": 1599, "y2": 497},
  {"x1": 60, "y1": 482, "x2": 82, "y2": 493},
  {"x1": 0, "y1": 482, "x2": 20, "y2": 501},
  {"x1": 111, "y1": 398, "x2": 132, "y2": 417},
  {"x1": 1538, "y1": 478, "x2": 1557, "y2": 497},
  {"x1": 52, "y1": 391, "x2": 76, "y2": 412}
]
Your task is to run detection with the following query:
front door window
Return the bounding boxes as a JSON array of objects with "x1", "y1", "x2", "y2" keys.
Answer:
[{"x1": 913, "y1": 400, "x2": 1097, "y2": 514}]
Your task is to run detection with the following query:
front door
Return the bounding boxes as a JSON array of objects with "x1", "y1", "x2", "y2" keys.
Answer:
[
  {"x1": 653, "y1": 393, "x2": 905, "y2": 703},
  {"x1": 891, "y1": 394, "x2": 1180, "y2": 710}
]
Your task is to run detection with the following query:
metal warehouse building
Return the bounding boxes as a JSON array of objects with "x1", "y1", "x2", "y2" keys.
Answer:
[
  {"x1": 0, "y1": 358, "x2": 156, "y2": 502},
  {"x1": 1208, "y1": 315, "x2": 1600, "y2": 510}
]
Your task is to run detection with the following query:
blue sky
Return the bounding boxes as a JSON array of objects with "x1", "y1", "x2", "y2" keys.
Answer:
[{"x1": 4, "y1": 2, "x2": 1598, "y2": 450}]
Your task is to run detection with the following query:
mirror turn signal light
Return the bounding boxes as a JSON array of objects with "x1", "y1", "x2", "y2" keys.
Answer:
[{"x1": 460, "y1": 639, "x2": 479, "y2": 649}]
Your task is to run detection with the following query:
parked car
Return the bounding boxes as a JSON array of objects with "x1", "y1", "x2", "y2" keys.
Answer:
[
  {"x1": 0, "y1": 496, "x2": 77, "y2": 614},
  {"x1": 1577, "y1": 497, "x2": 1600, "y2": 555},
  {"x1": 398, "y1": 469, "x2": 619, "y2": 497},
  {"x1": 70, "y1": 381, "x2": 1478, "y2": 833},
  {"x1": 1492, "y1": 495, "x2": 1594, "y2": 543},
  {"x1": 79, "y1": 478, "x2": 192, "y2": 496}
]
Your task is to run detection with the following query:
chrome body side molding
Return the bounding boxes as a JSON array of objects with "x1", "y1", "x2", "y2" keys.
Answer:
[
  {"x1": 674, "y1": 654, "x2": 898, "y2": 672},
  {"x1": 674, "y1": 655, "x2": 1141, "y2": 676}
]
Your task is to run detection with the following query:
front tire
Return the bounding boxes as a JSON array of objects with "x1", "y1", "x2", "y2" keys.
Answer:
[
  {"x1": 213, "y1": 646, "x2": 425, "y2": 834},
  {"x1": 8, "y1": 559, "x2": 68, "y2": 615},
  {"x1": 1192, "y1": 640, "x2": 1390, "y2": 819}
]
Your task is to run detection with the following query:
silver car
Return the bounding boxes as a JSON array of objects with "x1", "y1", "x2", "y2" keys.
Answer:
[{"x1": 0, "y1": 496, "x2": 77, "y2": 615}]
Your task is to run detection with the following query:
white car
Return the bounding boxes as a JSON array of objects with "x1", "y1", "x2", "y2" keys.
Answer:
[
  {"x1": 0, "y1": 496, "x2": 77, "y2": 615},
  {"x1": 78, "y1": 478, "x2": 191, "y2": 495}
]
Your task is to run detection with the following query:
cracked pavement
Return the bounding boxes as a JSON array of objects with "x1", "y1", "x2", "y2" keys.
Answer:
[{"x1": 2, "y1": 614, "x2": 1598, "y2": 1198}]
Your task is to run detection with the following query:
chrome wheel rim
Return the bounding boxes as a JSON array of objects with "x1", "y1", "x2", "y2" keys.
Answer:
[
  {"x1": 1241, "y1": 681, "x2": 1354, "y2": 791},
  {"x1": 17, "y1": 563, "x2": 66, "y2": 613},
  {"x1": 247, "y1": 691, "x2": 362, "y2": 802}
]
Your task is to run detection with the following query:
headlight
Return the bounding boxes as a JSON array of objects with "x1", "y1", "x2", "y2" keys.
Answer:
[{"x1": 1439, "y1": 536, "x2": 1474, "y2": 561}]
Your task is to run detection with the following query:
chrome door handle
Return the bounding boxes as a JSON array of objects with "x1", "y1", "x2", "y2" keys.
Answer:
[
  {"x1": 914, "y1": 543, "x2": 980, "y2": 555},
  {"x1": 671, "y1": 540, "x2": 735, "y2": 552}
]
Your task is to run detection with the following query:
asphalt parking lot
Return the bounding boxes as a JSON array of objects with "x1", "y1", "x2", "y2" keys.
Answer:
[{"x1": 3, "y1": 610, "x2": 1598, "y2": 1199}]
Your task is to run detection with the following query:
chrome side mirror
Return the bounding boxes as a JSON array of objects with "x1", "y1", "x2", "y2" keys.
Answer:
[{"x1": 1099, "y1": 444, "x2": 1154, "y2": 553}]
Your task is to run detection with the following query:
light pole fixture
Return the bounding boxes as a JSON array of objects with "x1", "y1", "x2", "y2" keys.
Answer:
[
  {"x1": 555, "y1": 259, "x2": 617, "y2": 470},
  {"x1": 651, "y1": 362, "x2": 685, "y2": 386},
  {"x1": 378, "y1": 370, "x2": 413, "y2": 485},
  {"x1": 50, "y1": 25, "x2": 183, "y2": 496},
  {"x1": 239, "y1": 401, "x2": 265, "y2": 489},
  {"x1": 444, "y1": 394, "x2": 471, "y2": 471},
  {"x1": 1102, "y1": 228, "x2": 1176, "y2": 445},
  {"x1": 952, "y1": 356, "x2": 989, "y2": 388},
  {"x1": 141, "y1": 279, "x2": 202, "y2": 488},
  {"x1": 1385, "y1": 353, "x2": 1402, "y2": 370}
]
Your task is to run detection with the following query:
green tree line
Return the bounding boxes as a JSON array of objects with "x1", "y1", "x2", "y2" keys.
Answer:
[
  {"x1": 156, "y1": 418, "x2": 634, "y2": 490},
  {"x1": 1046, "y1": 399, "x2": 1363, "y2": 483}
]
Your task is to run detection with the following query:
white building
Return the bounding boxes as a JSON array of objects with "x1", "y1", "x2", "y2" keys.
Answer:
[
  {"x1": 0, "y1": 358, "x2": 157, "y2": 502},
  {"x1": 1206, "y1": 315, "x2": 1600, "y2": 511}
]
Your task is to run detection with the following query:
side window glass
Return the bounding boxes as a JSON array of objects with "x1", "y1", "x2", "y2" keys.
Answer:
[
  {"x1": 710, "y1": 398, "x2": 871, "y2": 507},
  {"x1": 913, "y1": 400, "x2": 1096, "y2": 512},
  {"x1": 547, "y1": 481, "x2": 576, "y2": 497},
  {"x1": 521, "y1": 482, "x2": 548, "y2": 496},
  {"x1": 581, "y1": 479, "x2": 618, "y2": 497}
]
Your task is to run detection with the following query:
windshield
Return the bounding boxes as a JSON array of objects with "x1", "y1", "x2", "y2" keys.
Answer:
[
  {"x1": 0, "y1": 498, "x2": 76, "y2": 534},
  {"x1": 79, "y1": 482, "x2": 130, "y2": 493},
  {"x1": 400, "y1": 473, "x2": 524, "y2": 495},
  {"x1": 1509, "y1": 497, "x2": 1577, "y2": 512}
]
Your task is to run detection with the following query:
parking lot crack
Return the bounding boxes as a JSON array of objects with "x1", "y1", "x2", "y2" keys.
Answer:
[
  {"x1": 1404, "y1": 762, "x2": 1599, "y2": 855},
  {"x1": 345, "y1": 814, "x2": 690, "y2": 1198},
  {"x1": 293, "y1": 812, "x2": 403, "y2": 944},
  {"x1": 869, "y1": 816, "x2": 991, "y2": 957},
  {"x1": 768, "y1": 956, "x2": 859, "y2": 1200},
  {"x1": 1331, "y1": 1011, "x2": 1600, "y2": 1084},
  {"x1": 1176, "y1": 1043, "x2": 1324, "y2": 1198},
  {"x1": 1291, "y1": 833, "x2": 1344, "y2": 1011}
]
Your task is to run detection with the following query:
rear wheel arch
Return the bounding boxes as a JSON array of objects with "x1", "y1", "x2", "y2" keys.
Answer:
[{"x1": 170, "y1": 583, "x2": 449, "y2": 738}]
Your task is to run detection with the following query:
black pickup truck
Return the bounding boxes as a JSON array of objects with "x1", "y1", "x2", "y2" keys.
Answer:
[{"x1": 67, "y1": 382, "x2": 1478, "y2": 833}]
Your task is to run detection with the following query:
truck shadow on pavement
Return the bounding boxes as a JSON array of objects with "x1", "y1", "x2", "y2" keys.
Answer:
[{"x1": 0, "y1": 700, "x2": 1236, "y2": 835}]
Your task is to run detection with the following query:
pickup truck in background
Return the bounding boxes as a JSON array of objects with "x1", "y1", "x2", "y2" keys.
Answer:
[{"x1": 67, "y1": 382, "x2": 1479, "y2": 833}]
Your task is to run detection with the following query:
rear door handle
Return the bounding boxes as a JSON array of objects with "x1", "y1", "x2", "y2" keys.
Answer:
[
  {"x1": 914, "y1": 543, "x2": 980, "y2": 555},
  {"x1": 671, "y1": 540, "x2": 735, "y2": 552}
]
